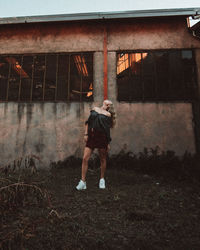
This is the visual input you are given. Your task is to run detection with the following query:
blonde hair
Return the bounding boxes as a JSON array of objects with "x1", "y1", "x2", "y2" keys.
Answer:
[{"x1": 105, "y1": 100, "x2": 116, "y2": 128}]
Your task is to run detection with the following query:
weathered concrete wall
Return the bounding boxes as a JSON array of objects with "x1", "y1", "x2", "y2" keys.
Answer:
[
  {"x1": 0, "y1": 17, "x2": 199, "y2": 167},
  {"x1": 0, "y1": 102, "x2": 92, "y2": 166},
  {"x1": 192, "y1": 49, "x2": 200, "y2": 153},
  {"x1": 110, "y1": 102, "x2": 196, "y2": 155},
  {"x1": 0, "y1": 17, "x2": 199, "y2": 54},
  {"x1": 0, "y1": 21, "x2": 104, "y2": 53},
  {"x1": 107, "y1": 17, "x2": 200, "y2": 50},
  {"x1": 0, "y1": 101, "x2": 195, "y2": 166}
]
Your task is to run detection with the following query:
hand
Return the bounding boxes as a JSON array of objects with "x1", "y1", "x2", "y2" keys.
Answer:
[{"x1": 84, "y1": 135, "x2": 88, "y2": 143}]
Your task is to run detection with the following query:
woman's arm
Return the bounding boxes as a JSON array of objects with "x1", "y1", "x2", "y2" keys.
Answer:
[
  {"x1": 84, "y1": 123, "x2": 88, "y2": 135},
  {"x1": 84, "y1": 123, "x2": 88, "y2": 143}
]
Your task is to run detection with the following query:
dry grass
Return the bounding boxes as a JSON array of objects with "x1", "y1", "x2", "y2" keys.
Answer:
[{"x1": 1, "y1": 151, "x2": 200, "y2": 249}]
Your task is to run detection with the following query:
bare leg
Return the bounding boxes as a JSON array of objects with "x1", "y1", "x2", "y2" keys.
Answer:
[
  {"x1": 81, "y1": 147, "x2": 93, "y2": 182},
  {"x1": 98, "y1": 148, "x2": 107, "y2": 179}
]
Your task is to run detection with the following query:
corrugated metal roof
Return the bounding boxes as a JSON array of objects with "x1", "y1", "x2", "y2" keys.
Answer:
[{"x1": 0, "y1": 8, "x2": 200, "y2": 25}]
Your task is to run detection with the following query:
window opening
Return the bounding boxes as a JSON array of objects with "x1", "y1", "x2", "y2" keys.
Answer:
[
  {"x1": 117, "y1": 50, "x2": 197, "y2": 102},
  {"x1": 0, "y1": 52, "x2": 93, "y2": 102}
]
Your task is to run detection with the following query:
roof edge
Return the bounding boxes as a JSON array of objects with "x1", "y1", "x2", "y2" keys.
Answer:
[{"x1": 0, "y1": 8, "x2": 200, "y2": 25}]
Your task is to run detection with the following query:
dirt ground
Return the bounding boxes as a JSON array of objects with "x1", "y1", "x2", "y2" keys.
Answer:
[{"x1": 1, "y1": 163, "x2": 200, "y2": 250}]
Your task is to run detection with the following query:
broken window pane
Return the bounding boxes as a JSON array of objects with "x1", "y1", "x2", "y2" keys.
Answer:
[
  {"x1": 20, "y1": 56, "x2": 33, "y2": 101},
  {"x1": 56, "y1": 55, "x2": 69, "y2": 101},
  {"x1": 7, "y1": 56, "x2": 22, "y2": 101},
  {"x1": 129, "y1": 53, "x2": 143, "y2": 101},
  {"x1": 70, "y1": 54, "x2": 82, "y2": 101},
  {"x1": 141, "y1": 52, "x2": 156, "y2": 100},
  {"x1": 181, "y1": 50, "x2": 197, "y2": 100},
  {"x1": 117, "y1": 50, "x2": 197, "y2": 102},
  {"x1": 45, "y1": 55, "x2": 57, "y2": 101},
  {"x1": 70, "y1": 53, "x2": 93, "y2": 102},
  {"x1": 32, "y1": 55, "x2": 45, "y2": 101},
  {"x1": 168, "y1": 51, "x2": 183, "y2": 100},
  {"x1": 117, "y1": 53, "x2": 131, "y2": 101},
  {"x1": 154, "y1": 51, "x2": 170, "y2": 100},
  {"x1": 0, "y1": 52, "x2": 93, "y2": 102},
  {"x1": 82, "y1": 53, "x2": 93, "y2": 102}
]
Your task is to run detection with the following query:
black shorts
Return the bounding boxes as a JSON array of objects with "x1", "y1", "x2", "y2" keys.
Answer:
[{"x1": 86, "y1": 129, "x2": 108, "y2": 150}]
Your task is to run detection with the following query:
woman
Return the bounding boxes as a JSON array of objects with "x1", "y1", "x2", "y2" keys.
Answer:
[{"x1": 76, "y1": 100, "x2": 116, "y2": 190}]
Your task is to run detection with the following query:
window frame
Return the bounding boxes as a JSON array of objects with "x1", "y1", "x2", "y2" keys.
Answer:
[
  {"x1": 116, "y1": 49, "x2": 198, "y2": 103},
  {"x1": 0, "y1": 52, "x2": 94, "y2": 103}
]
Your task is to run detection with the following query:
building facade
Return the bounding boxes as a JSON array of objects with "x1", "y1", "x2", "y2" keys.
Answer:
[{"x1": 0, "y1": 9, "x2": 200, "y2": 167}]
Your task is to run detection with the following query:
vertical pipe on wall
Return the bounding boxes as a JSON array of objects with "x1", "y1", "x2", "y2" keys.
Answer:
[
  {"x1": 55, "y1": 54, "x2": 59, "y2": 101},
  {"x1": 18, "y1": 56, "x2": 23, "y2": 101},
  {"x1": 43, "y1": 55, "x2": 47, "y2": 101},
  {"x1": 103, "y1": 24, "x2": 108, "y2": 100},
  {"x1": 80, "y1": 53, "x2": 83, "y2": 102},
  {"x1": 6, "y1": 58, "x2": 11, "y2": 101},
  {"x1": 67, "y1": 55, "x2": 71, "y2": 102},
  {"x1": 30, "y1": 56, "x2": 35, "y2": 102}
]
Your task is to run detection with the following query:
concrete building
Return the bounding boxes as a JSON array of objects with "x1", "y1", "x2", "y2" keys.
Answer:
[{"x1": 0, "y1": 8, "x2": 200, "y2": 167}]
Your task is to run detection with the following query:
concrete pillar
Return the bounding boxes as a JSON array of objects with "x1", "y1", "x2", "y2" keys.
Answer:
[
  {"x1": 93, "y1": 52, "x2": 104, "y2": 104},
  {"x1": 107, "y1": 52, "x2": 117, "y2": 102}
]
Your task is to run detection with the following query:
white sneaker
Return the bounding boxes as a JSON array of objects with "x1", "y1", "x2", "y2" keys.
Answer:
[
  {"x1": 99, "y1": 178, "x2": 106, "y2": 189},
  {"x1": 76, "y1": 180, "x2": 86, "y2": 190}
]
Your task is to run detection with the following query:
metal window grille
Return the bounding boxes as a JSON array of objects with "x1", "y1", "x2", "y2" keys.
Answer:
[
  {"x1": 0, "y1": 52, "x2": 93, "y2": 102},
  {"x1": 117, "y1": 49, "x2": 198, "y2": 102}
]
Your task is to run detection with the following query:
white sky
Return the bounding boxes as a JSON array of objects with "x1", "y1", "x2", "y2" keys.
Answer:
[{"x1": 0, "y1": 0, "x2": 199, "y2": 18}]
